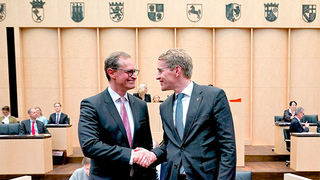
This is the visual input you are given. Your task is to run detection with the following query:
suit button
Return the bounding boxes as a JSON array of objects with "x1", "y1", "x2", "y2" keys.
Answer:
[{"x1": 174, "y1": 164, "x2": 178, "y2": 168}]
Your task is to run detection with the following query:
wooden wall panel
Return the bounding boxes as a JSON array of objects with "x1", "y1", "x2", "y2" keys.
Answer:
[
  {"x1": 0, "y1": 28, "x2": 10, "y2": 109},
  {"x1": 21, "y1": 28, "x2": 59, "y2": 118},
  {"x1": 252, "y1": 29, "x2": 287, "y2": 145},
  {"x1": 176, "y1": 28, "x2": 213, "y2": 85},
  {"x1": 291, "y1": 29, "x2": 320, "y2": 115},
  {"x1": 215, "y1": 29, "x2": 251, "y2": 141},
  {"x1": 138, "y1": 28, "x2": 174, "y2": 100},
  {"x1": 99, "y1": 28, "x2": 136, "y2": 92},
  {"x1": 61, "y1": 28, "x2": 98, "y2": 146}
]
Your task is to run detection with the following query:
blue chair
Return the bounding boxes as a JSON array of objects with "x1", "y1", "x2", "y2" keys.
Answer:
[
  {"x1": 0, "y1": 123, "x2": 20, "y2": 135},
  {"x1": 236, "y1": 171, "x2": 252, "y2": 180}
]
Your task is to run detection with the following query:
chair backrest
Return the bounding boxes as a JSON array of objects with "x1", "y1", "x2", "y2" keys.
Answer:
[
  {"x1": 283, "y1": 129, "x2": 291, "y2": 152},
  {"x1": 301, "y1": 114, "x2": 318, "y2": 123},
  {"x1": 0, "y1": 123, "x2": 20, "y2": 135},
  {"x1": 274, "y1": 116, "x2": 283, "y2": 123}
]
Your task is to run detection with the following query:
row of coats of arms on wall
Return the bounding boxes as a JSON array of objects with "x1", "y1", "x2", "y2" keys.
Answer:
[{"x1": 0, "y1": 1, "x2": 317, "y2": 23}]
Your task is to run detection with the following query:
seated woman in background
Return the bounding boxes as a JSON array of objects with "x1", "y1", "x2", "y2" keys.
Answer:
[
  {"x1": 133, "y1": 83, "x2": 151, "y2": 102},
  {"x1": 0, "y1": 105, "x2": 17, "y2": 124},
  {"x1": 282, "y1": 101, "x2": 297, "y2": 122},
  {"x1": 35, "y1": 107, "x2": 48, "y2": 126},
  {"x1": 153, "y1": 95, "x2": 161, "y2": 103}
]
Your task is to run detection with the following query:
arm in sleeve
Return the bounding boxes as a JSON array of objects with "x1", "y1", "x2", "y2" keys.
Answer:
[{"x1": 213, "y1": 89, "x2": 237, "y2": 180}]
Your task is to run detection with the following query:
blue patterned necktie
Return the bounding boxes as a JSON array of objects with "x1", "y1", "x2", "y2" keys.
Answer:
[
  {"x1": 175, "y1": 93, "x2": 185, "y2": 174},
  {"x1": 175, "y1": 93, "x2": 184, "y2": 140}
]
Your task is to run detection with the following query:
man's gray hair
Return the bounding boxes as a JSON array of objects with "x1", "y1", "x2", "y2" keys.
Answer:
[
  {"x1": 295, "y1": 107, "x2": 304, "y2": 115},
  {"x1": 158, "y1": 48, "x2": 193, "y2": 79}
]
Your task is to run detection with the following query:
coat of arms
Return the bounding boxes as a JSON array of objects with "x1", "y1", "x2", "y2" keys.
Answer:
[
  {"x1": 187, "y1": 4, "x2": 202, "y2": 22},
  {"x1": 148, "y1": 3, "x2": 164, "y2": 22},
  {"x1": 30, "y1": 0, "x2": 45, "y2": 23},
  {"x1": 109, "y1": 2, "x2": 124, "y2": 22},
  {"x1": 264, "y1": 3, "x2": 278, "y2": 22},
  {"x1": 0, "y1": 3, "x2": 6, "y2": 22},
  {"x1": 226, "y1": 3, "x2": 241, "y2": 22},
  {"x1": 302, "y1": 4, "x2": 316, "y2": 23},
  {"x1": 71, "y1": 2, "x2": 84, "y2": 23}
]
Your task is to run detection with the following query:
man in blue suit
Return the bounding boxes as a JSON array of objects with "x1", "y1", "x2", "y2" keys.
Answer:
[
  {"x1": 78, "y1": 51, "x2": 155, "y2": 180},
  {"x1": 144, "y1": 48, "x2": 236, "y2": 180},
  {"x1": 290, "y1": 107, "x2": 309, "y2": 133}
]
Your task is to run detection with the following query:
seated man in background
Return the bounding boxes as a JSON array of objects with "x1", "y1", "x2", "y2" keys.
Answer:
[
  {"x1": 48, "y1": 102, "x2": 70, "y2": 124},
  {"x1": 20, "y1": 108, "x2": 50, "y2": 135},
  {"x1": 290, "y1": 107, "x2": 309, "y2": 133},
  {"x1": 0, "y1": 106, "x2": 17, "y2": 124},
  {"x1": 69, "y1": 157, "x2": 91, "y2": 180}
]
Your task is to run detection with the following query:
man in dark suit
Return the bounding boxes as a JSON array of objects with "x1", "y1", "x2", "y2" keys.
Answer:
[
  {"x1": 143, "y1": 48, "x2": 236, "y2": 180},
  {"x1": 78, "y1": 51, "x2": 155, "y2": 179},
  {"x1": 48, "y1": 102, "x2": 70, "y2": 124},
  {"x1": 290, "y1": 107, "x2": 309, "y2": 133},
  {"x1": 19, "y1": 108, "x2": 49, "y2": 135}
]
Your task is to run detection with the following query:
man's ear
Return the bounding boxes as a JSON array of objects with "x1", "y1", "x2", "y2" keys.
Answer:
[
  {"x1": 175, "y1": 65, "x2": 182, "y2": 77},
  {"x1": 107, "y1": 68, "x2": 116, "y2": 80}
]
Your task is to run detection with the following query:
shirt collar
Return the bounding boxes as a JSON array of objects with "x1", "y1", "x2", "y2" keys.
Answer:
[
  {"x1": 108, "y1": 86, "x2": 128, "y2": 102},
  {"x1": 176, "y1": 81, "x2": 193, "y2": 99}
]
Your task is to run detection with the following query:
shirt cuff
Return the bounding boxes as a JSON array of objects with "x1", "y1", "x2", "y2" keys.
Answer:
[{"x1": 129, "y1": 150, "x2": 134, "y2": 165}]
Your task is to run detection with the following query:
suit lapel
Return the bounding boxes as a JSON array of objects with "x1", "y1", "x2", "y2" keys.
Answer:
[
  {"x1": 103, "y1": 89, "x2": 130, "y2": 147},
  {"x1": 128, "y1": 94, "x2": 138, "y2": 147},
  {"x1": 183, "y1": 83, "x2": 203, "y2": 142},
  {"x1": 26, "y1": 121, "x2": 31, "y2": 134}
]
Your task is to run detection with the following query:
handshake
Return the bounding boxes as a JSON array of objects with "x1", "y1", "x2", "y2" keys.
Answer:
[{"x1": 133, "y1": 148, "x2": 157, "y2": 168}]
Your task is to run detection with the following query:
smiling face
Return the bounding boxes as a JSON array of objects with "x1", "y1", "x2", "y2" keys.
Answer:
[
  {"x1": 108, "y1": 57, "x2": 137, "y2": 95},
  {"x1": 156, "y1": 60, "x2": 177, "y2": 91},
  {"x1": 2, "y1": 110, "x2": 9, "y2": 117}
]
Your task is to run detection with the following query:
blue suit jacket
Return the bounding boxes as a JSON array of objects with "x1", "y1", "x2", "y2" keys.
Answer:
[
  {"x1": 153, "y1": 83, "x2": 236, "y2": 180},
  {"x1": 290, "y1": 117, "x2": 309, "y2": 133},
  {"x1": 48, "y1": 112, "x2": 70, "y2": 124},
  {"x1": 78, "y1": 88, "x2": 155, "y2": 179}
]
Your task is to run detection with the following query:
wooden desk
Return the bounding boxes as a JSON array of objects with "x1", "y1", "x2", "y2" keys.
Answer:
[
  {"x1": 46, "y1": 125, "x2": 73, "y2": 156},
  {"x1": 0, "y1": 135, "x2": 53, "y2": 174},
  {"x1": 290, "y1": 133, "x2": 320, "y2": 171},
  {"x1": 147, "y1": 103, "x2": 163, "y2": 144},
  {"x1": 230, "y1": 102, "x2": 245, "y2": 167},
  {"x1": 274, "y1": 122, "x2": 317, "y2": 155}
]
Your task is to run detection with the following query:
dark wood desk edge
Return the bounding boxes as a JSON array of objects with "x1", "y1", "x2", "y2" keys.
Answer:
[
  {"x1": 291, "y1": 133, "x2": 320, "y2": 137},
  {"x1": 46, "y1": 124, "x2": 72, "y2": 128},
  {"x1": 275, "y1": 122, "x2": 318, "y2": 126},
  {"x1": 0, "y1": 134, "x2": 52, "y2": 139}
]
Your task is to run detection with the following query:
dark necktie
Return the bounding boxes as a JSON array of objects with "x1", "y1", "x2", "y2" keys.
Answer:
[
  {"x1": 120, "y1": 97, "x2": 132, "y2": 147},
  {"x1": 32, "y1": 121, "x2": 35, "y2": 135},
  {"x1": 56, "y1": 114, "x2": 60, "y2": 124},
  {"x1": 175, "y1": 93, "x2": 184, "y2": 140}
]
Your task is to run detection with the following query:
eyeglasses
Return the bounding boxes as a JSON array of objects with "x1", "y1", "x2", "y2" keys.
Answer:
[{"x1": 114, "y1": 68, "x2": 140, "y2": 77}]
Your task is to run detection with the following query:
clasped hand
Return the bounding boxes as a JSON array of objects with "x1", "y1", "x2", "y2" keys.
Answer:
[{"x1": 133, "y1": 148, "x2": 157, "y2": 168}]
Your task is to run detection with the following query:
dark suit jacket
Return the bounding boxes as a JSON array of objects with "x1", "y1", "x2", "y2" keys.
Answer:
[
  {"x1": 48, "y1": 112, "x2": 70, "y2": 124},
  {"x1": 290, "y1": 117, "x2": 309, "y2": 133},
  {"x1": 152, "y1": 83, "x2": 237, "y2": 180},
  {"x1": 19, "y1": 119, "x2": 49, "y2": 135},
  {"x1": 78, "y1": 88, "x2": 155, "y2": 179},
  {"x1": 282, "y1": 109, "x2": 293, "y2": 122},
  {"x1": 133, "y1": 93, "x2": 151, "y2": 103}
]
